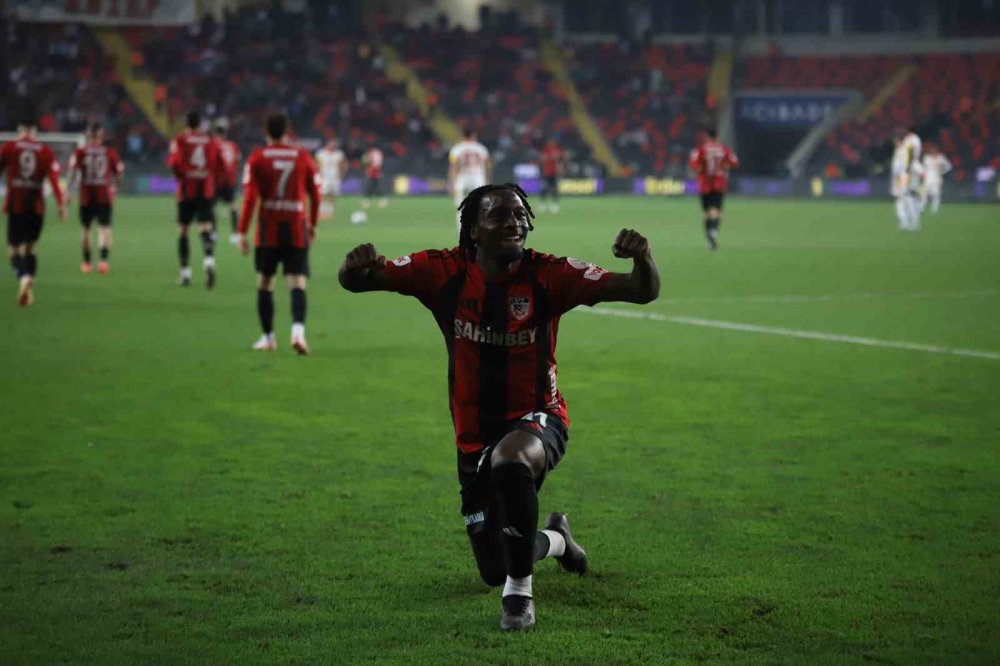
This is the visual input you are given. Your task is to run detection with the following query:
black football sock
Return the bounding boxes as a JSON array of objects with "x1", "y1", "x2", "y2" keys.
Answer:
[
  {"x1": 290, "y1": 287, "x2": 306, "y2": 325},
  {"x1": 257, "y1": 289, "x2": 274, "y2": 334},
  {"x1": 178, "y1": 236, "x2": 190, "y2": 267},
  {"x1": 12, "y1": 255, "x2": 25, "y2": 278},
  {"x1": 99, "y1": 247, "x2": 109, "y2": 261},
  {"x1": 200, "y1": 230, "x2": 215, "y2": 257},
  {"x1": 492, "y1": 462, "x2": 538, "y2": 582},
  {"x1": 25, "y1": 253, "x2": 37, "y2": 277},
  {"x1": 229, "y1": 209, "x2": 237, "y2": 232},
  {"x1": 83, "y1": 247, "x2": 92, "y2": 263},
  {"x1": 10, "y1": 255, "x2": 18, "y2": 275}
]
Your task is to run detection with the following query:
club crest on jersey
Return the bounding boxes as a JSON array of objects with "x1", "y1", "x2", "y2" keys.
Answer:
[
  {"x1": 508, "y1": 295, "x2": 532, "y2": 321},
  {"x1": 392, "y1": 255, "x2": 412, "y2": 267}
]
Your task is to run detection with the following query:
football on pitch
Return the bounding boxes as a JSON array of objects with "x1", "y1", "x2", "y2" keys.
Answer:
[{"x1": 350, "y1": 210, "x2": 368, "y2": 225}]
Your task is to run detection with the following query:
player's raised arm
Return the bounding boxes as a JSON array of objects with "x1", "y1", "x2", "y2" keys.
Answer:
[
  {"x1": 338, "y1": 243, "x2": 389, "y2": 292},
  {"x1": 48, "y1": 157, "x2": 66, "y2": 221},
  {"x1": 593, "y1": 229, "x2": 660, "y2": 304}
]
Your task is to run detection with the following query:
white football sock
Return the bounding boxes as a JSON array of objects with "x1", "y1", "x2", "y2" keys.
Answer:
[
  {"x1": 542, "y1": 529, "x2": 565, "y2": 558},
  {"x1": 203, "y1": 256, "x2": 215, "y2": 269},
  {"x1": 291, "y1": 322, "x2": 305, "y2": 340},
  {"x1": 895, "y1": 198, "x2": 908, "y2": 229},
  {"x1": 907, "y1": 196, "x2": 921, "y2": 231},
  {"x1": 503, "y1": 575, "x2": 532, "y2": 598}
]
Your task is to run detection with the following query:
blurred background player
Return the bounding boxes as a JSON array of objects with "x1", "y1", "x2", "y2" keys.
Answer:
[
  {"x1": 538, "y1": 138, "x2": 564, "y2": 214},
  {"x1": 689, "y1": 128, "x2": 738, "y2": 250},
  {"x1": 0, "y1": 115, "x2": 66, "y2": 306},
  {"x1": 167, "y1": 111, "x2": 221, "y2": 287},
  {"x1": 448, "y1": 130, "x2": 492, "y2": 232},
  {"x1": 360, "y1": 143, "x2": 387, "y2": 212},
  {"x1": 921, "y1": 143, "x2": 953, "y2": 215},
  {"x1": 237, "y1": 113, "x2": 320, "y2": 355},
  {"x1": 212, "y1": 119, "x2": 242, "y2": 246},
  {"x1": 315, "y1": 138, "x2": 347, "y2": 221},
  {"x1": 891, "y1": 126, "x2": 923, "y2": 231},
  {"x1": 68, "y1": 123, "x2": 124, "y2": 275}
]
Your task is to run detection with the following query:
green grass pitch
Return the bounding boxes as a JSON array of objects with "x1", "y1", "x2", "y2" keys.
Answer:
[{"x1": 2, "y1": 194, "x2": 998, "y2": 664}]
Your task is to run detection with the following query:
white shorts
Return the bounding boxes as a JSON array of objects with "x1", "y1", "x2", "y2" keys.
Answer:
[
  {"x1": 321, "y1": 179, "x2": 341, "y2": 196},
  {"x1": 454, "y1": 175, "x2": 486, "y2": 204}
]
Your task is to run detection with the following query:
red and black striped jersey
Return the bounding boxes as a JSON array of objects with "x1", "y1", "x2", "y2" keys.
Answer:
[
  {"x1": 238, "y1": 144, "x2": 320, "y2": 248},
  {"x1": 383, "y1": 247, "x2": 611, "y2": 453},
  {"x1": 69, "y1": 143, "x2": 124, "y2": 206},
  {"x1": 0, "y1": 138, "x2": 64, "y2": 216},
  {"x1": 166, "y1": 130, "x2": 220, "y2": 201}
]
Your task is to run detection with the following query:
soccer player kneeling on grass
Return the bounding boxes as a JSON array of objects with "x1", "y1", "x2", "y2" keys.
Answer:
[
  {"x1": 238, "y1": 113, "x2": 320, "y2": 355},
  {"x1": 339, "y1": 183, "x2": 660, "y2": 631}
]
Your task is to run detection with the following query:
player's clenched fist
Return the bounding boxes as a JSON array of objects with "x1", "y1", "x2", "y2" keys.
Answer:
[
  {"x1": 612, "y1": 229, "x2": 650, "y2": 259},
  {"x1": 344, "y1": 243, "x2": 385, "y2": 270}
]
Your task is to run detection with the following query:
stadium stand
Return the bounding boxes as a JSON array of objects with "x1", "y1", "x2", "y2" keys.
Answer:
[
  {"x1": 0, "y1": 18, "x2": 159, "y2": 163},
  {"x1": 742, "y1": 51, "x2": 1000, "y2": 180},
  {"x1": 563, "y1": 40, "x2": 712, "y2": 177},
  {"x1": 385, "y1": 21, "x2": 604, "y2": 177}
]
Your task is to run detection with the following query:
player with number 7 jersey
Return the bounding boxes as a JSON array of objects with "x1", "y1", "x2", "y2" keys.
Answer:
[{"x1": 238, "y1": 113, "x2": 320, "y2": 355}]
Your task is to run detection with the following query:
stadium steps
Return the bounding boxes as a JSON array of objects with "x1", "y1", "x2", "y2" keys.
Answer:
[
  {"x1": 93, "y1": 28, "x2": 178, "y2": 139},
  {"x1": 856, "y1": 63, "x2": 918, "y2": 121},
  {"x1": 374, "y1": 41, "x2": 463, "y2": 146},
  {"x1": 707, "y1": 49, "x2": 733, "y2": 107},
  {"x1": 539, "y1": 39, "x2": 625, "y2": 177}
]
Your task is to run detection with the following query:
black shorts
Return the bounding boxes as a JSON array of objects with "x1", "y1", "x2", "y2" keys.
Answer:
[
  {"x1": 700, "y1": 191, "x2": 724, "y2": 211},
  {"x1": 177, "y1": 197, "x2": 215, "y2": 225},
  {"x1": 80, "y1": 204, "x2": 112, "y2": 228},
  {"x1": 255, "y1": 245, "x2": 309, "y2": 277},
  {"x1": 542, "y1": 175, "x2": 558, "y2": 195},
  {"x1": 458, "y1": 411, "x2": 568, "y2": 536},
  {"x1": 215, "y1": 185, "x2": 235, "y2": 205},
  {"x1": 364, "y1": 177, "x2": 381, "y2": 197},
  {"x1": 7, "y1": 213, "x2": 43, "y2": 246}
]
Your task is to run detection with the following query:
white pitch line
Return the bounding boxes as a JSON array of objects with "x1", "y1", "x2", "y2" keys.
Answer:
[
  {"x1": 585, "y1": 307, "x2": 1000, "y2": 361},
  {"x1": 660, "y1": 289, "x2": 998, "y2": 305}
]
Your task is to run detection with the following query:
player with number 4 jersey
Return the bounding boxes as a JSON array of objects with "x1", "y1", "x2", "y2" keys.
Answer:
[
  {"x1": 167, "y1": 111, "x2": 221, "y2": 288},
  {"x1": 238, "y1": 113, "x2": 320, "y2": 355}
]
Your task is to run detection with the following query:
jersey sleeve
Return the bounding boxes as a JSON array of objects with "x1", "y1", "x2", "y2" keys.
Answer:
[
  {"x1": 167, "y1": 139, "x2": 182, "y2": 174},
  {"x1": 542, "y1": 256, "x2": 613, "y2": 315},
  {"x1": 46, "y1": 149, "x2": 64, "y2": 205},
  {"x1": 725, "y1": 146, "x2": 739, "y2": 168},
  {"x1": 688, "y1": 147, "x2": 702, "y2": 172},
  {"x1": 237, "y1": 154, "x2": 260, "y2": 234},
  {"x1": 302, "y1": 151, "x2": 320, "y2": 227},
  {"x1": 382, "y1": 250, "x2": 457, "y2": 305},
  {"x1": 110, "y1": 149, "x2": 124, "y2": 175}
]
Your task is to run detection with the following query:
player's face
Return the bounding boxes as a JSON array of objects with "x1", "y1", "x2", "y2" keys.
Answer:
[{"x1": 473, "y1": 190, "x2": 530, "y2": 262}]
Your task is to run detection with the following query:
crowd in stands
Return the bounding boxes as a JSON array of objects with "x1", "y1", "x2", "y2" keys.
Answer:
[
  {"x1": 743, "y1": 51, "x2": 1000, "y2": 180},
  {"x1": 387, "y1": 21, "x2": 603, "y2": 178},
  {"x1": 126, "y1": 7, "x2": 437, "y2": 175},
  {"x1": 3, "y1": 4, "x2": 997, "y2": 184},
  {"x1": 0, "y1": 18, "x2": 157, "y2": 163},
  {"x1": 564, "y1": 40, "x2": 712, "y2": 177}
]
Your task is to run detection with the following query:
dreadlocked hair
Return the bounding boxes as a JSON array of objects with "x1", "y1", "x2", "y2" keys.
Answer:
[{"x1": 456, "y1": 183, "x2": 535, "y2": 256}]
